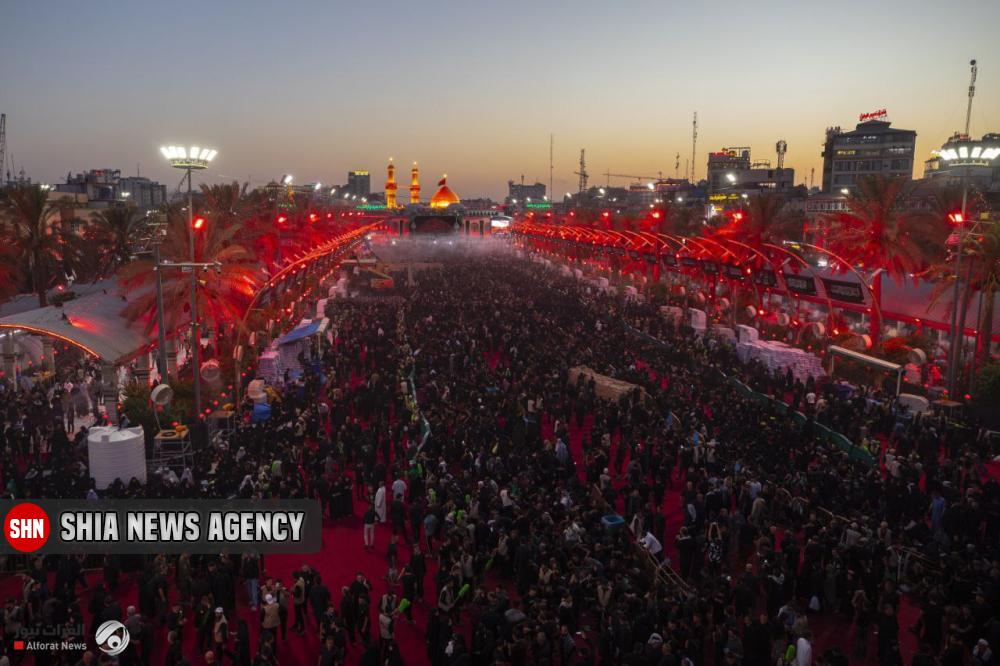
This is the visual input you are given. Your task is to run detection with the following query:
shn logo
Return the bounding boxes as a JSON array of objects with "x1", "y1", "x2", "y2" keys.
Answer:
[{"x1": 95, "y1": 620, "x2": 130, "y2": 656}]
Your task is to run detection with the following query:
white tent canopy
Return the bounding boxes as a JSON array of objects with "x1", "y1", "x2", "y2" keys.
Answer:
[{"x1": 0, "y1": 278, "x2": 157, "y2": 364}]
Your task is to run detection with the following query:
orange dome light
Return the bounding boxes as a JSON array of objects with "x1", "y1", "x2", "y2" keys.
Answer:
[{"x1": 429, "y1": 175, "x2": 460, "y2": 209}]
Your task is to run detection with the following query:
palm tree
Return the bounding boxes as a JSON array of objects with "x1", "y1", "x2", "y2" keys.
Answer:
[
  {"x1": 928, "y1": 220, "x2": 1000, "y2": 367},
  {"x1": 118, "y1": 206, "x2": 262, "y2": 353},
  {"x1": 714, "y1": 193, "x2": 802, "y2": 246},
  {"x1": 824, "y1": 175, "x2": 945, "y2": 281},
  {"x1": 91, "y1": 203, "x2": 142, "y2": 276},
  {"x1": 662, "y1": 203, "x2": 703, "y2": 237},
  {"x1": 969, "y1": 222, "x2": 1000, "y2": 365},
  {"x1": 0, "y1": 243, "x2": 18, "y2": 304},
  {"x1": 910, "y1": 184, "x2": 974, "y2": 271},
  {"x1": 0, "y1": 183, "x2": 89, "y2": 306},
  {"x1": 201, "y1": 181, "x2": 254, "y2": 230}
]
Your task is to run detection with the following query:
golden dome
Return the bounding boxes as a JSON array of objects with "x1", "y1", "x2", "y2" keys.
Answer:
[{"x1": 429, "y1": 175, "x2": 460, "y2": 209}]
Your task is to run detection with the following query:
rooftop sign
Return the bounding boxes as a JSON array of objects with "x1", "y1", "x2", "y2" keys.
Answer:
[{"x1": 859, "y1": 109, "x2": 887, "y2": 122}]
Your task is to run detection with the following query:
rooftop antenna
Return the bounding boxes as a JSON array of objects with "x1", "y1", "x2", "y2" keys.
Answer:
[
  {"x1": 690, "y1": 111, "x2": 698, "y2": 182},
  {"x1": 574, "y1": 149, "x2": 589, "y2": 194},
  {"x1": 674, "y1": 152, "x2": 680, "y2": 179},
  {"x1": 964, "y1": 59, "x2": 977, "y2": 136},
  {"x1": 684, "y1": 158, "x2": 689, "y2": 181},
  {"x1": 775, "y1": 140, "x2": 787, "y2": 170},
  {"x1": 809, "y1": 167, "x2": 815, "y2": 189}
]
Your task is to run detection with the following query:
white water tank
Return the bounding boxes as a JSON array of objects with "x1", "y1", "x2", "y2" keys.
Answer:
[{"x1": 87, "y1": 426, "x2": 146, "y2": 490}]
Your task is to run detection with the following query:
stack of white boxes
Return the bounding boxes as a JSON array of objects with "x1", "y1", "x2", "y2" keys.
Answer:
[{"x1": 735, "y1": 339, "x2": 825, "y2": 382}]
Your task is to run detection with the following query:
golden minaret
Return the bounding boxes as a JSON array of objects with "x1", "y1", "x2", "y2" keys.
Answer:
[
  {"x1": 385, "y1": 158, "x2": 398, "y2": 208},
  {"x1": 410, "y1": 162, "x2": 421, "y2": 205}
]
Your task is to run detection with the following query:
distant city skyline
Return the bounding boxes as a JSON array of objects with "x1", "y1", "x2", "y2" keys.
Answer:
[{"x1": 2, "y1": 0, "x2": 999, "y2": 199}]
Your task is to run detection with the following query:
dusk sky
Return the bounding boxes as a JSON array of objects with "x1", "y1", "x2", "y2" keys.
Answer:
[{"x1": 3, "y1": 0, "x2": 999, "y2": 199}]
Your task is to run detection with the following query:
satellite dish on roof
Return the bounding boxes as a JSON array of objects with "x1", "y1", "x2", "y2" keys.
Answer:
[{"x1": 151, "y1": 384, "x2": 174, "y2": 407}]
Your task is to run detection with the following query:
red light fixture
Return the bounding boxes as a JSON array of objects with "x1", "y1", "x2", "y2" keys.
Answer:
[
  {"x1": 651, "y1": 210, "x2": 661, "y2": 219},
  {"x1": 948, "y1": 212, "x2": 964, "y2": 225},
  {"x1": 308, "y1": 213, "x2": 319, "y2": 223},
  {"x1": 277, "y1": 215, "x2": 288, "y2": 224},
  {"x1": 192, "y1": 216, "x2": 206, "y2": 230}
]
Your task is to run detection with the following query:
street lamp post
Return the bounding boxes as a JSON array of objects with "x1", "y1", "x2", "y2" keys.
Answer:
[
  {"x1": 274, "y1": 175, "x2": 292, "y2": 270},
  {"x1": 153, "y1": 241, "x2": 168, "y2": 379},
  {"x1": 160, "y1": 145, "x2": 218, "y2": 418}
]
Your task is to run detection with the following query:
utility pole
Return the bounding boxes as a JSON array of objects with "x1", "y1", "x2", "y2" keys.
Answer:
[
  {"x1": 549, "y1": 133, "x2": 554, "y2": 201},
  {"x1": 0, "y1": 114, "x2": 6, "y2": 186},
  {"x1": 690, "y1": 111, "x2": 698, "y2": 183},
  {"x1": 964, "y1": 59, "x2": 977, "y2": 136},
  {"x1": 574, "y1": 149, "x2": 588, "y2": 194},
  {"x1": 947, "y1": 59, "x2": 978, "y2": 398},
  {"x1": 186, "y1": 167, "x2": 201, "y2": 418}
]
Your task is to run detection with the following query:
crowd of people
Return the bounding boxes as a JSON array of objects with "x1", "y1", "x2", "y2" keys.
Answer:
[{"x1": 0, "y1": 239, "x2": 998, "y2": 666}]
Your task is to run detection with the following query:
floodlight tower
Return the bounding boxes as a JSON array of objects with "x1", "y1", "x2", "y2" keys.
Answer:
[{"x1": 159, "y1": 145, "x2": 218, "y2": 419}]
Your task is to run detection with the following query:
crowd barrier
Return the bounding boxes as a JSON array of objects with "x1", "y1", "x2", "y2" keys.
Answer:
[
  {"x1": 396, "y1": 308, "x2": 432, "y2": 449},
  {"x1": 591, "y1": 485, "x2": 695, "y2": 599},
  {"x1": 727, "y1": 376, "x2": 875, "y2": 466},
  {"x1": 621, "y1": 322, "x2": 875, "y2": 467}
]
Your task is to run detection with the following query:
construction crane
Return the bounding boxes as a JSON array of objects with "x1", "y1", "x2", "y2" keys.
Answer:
[
  {"x1": 602, "y1": 170, "x2": 664, "y2": 186},
  {"x1": 0, "y1": 114, "x2": 6, "y2": 185},
  {"x1": 573, "y1": 149, "x2": 588, "y2": 193}
]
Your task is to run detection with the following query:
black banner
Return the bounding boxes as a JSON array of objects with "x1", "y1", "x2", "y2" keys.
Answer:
[
  {"x1": 661, "y1": 254, "x2": 678, "y2": 267},
  {"x1": 643, "y1": 253, "x2": 657, "y2": 265},
  {"x1": 783, "y1": 273, "x2": 817, "y2": 295},
  {"x1": 628, "y1": 250, "x2": 640, "y2": 261},
  {"x1": 821, "y1": 278, "x2": 865, "y2": 304},
  {"x1": 680, "y1": 256, "x2": 699, "y2": 268},
  {"x1": 753, "y1": 270, "x2": 777, "y2": 287},
  {"x1": 723, "y1": 264, "x2": 745, "y2": 281},
  {"x1": 701, "y1": 260, "x2": 718, "y2": 274}
]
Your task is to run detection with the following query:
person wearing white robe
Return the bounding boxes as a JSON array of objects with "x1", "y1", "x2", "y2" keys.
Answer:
[{"x1": 374, "y1": 484, "x2": 387, "y2": 523}]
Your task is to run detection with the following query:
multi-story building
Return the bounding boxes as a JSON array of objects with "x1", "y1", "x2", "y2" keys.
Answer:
[
  {"x1": 346, "y1": 170, "x2": 371, "y2": 198},
  {"x1": 820, "y1": 114, "x2": 916, "y2": 193},
  {"x1": 507, "y1": 180, "x2": 546, "y2": 203},
  {"x1": 54, "y1": 169, "x2": 122, "y2": 206},
  {"x1": 706, "y1": 147, "x2": 795, "y2": 195},
  {"x1": 53, "y1": 169, "x2": 166, "y2": 210},
  {"x1": 923, "y1": 132, "x2": 1000, "y2": 192},
  {"x1": 119, "y1": 176, "x2": 167, "y2": 210}
]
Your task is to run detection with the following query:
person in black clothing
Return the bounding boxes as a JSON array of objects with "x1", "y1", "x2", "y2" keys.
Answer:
[
  {"x1": 164, "y1": 630, "x2": 183, "y2": 666},
  {"x1": 317, "y1": 633, "x2": 339, "y2": 666},
  {"x1": 308, "y1": 573, "x2": 331, "y2": 624},
  {"x1": 340, "y1": 586, "x2": 358, "y2": 644},
  {"x1": 409, "y1": 545, "x2": 427, "y2": 601},
  {"x1": 400, "y1": 564, "x2": 417, "y2": 623}
]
